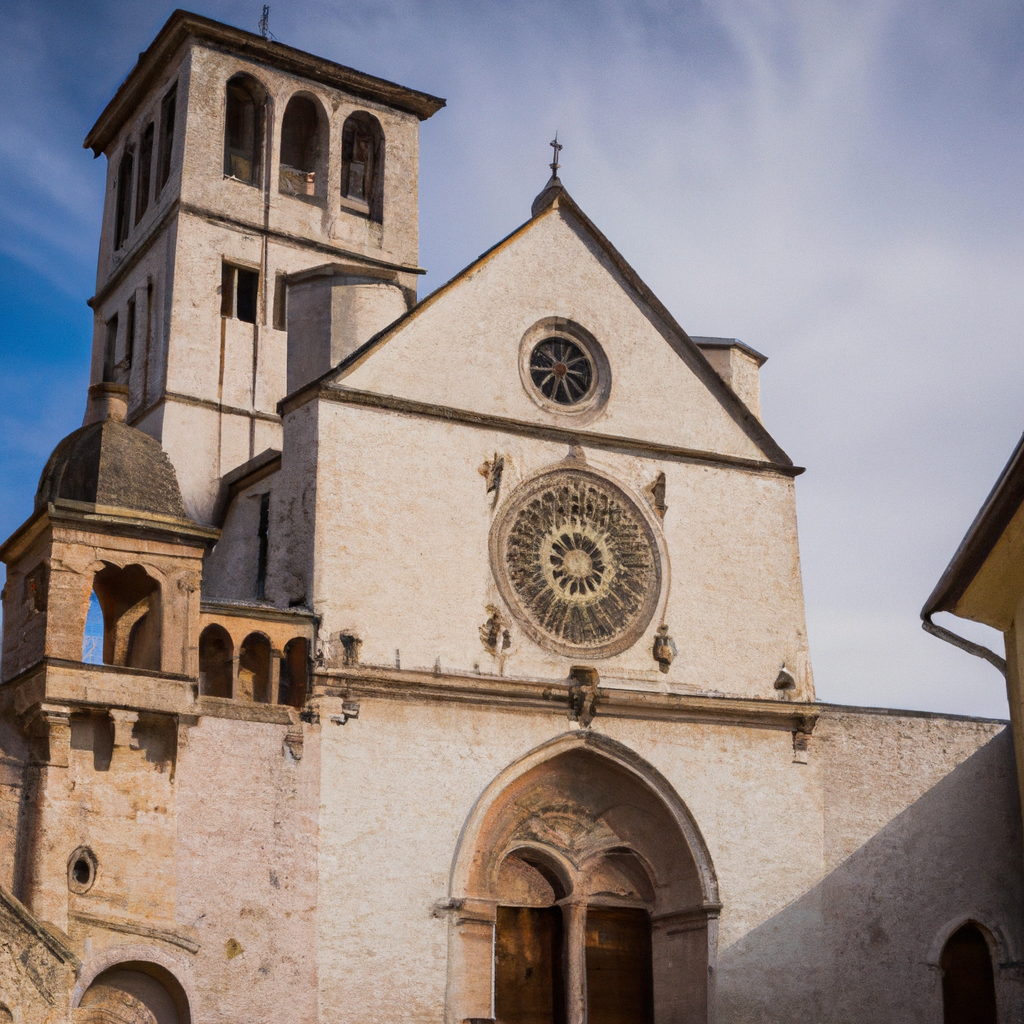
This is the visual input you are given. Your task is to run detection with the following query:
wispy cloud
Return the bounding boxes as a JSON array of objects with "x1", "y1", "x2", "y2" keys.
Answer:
[{"x1": 1, "y1": 0, "x2": 1021, "y2": 716}]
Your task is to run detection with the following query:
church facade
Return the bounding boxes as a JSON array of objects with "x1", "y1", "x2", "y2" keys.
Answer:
[{"x1": 0, "y1": 11, "x2": 1021, "y2": 1023}]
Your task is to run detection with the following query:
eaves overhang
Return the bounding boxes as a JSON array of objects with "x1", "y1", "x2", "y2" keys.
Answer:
[
  {"x1": 922, "y1": 428, "x2": 1024, "y2": 627},
  {"x1": 84, "y1": 8, "x2": 446, "y2": 156}
]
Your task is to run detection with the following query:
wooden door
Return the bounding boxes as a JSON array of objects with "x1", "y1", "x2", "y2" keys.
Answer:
[
  {"x1": 495, "y1": 906, "x2": 566, "y2": 1024},
  {"x1": 585, "y1": 907, "x2": 654, "y2": 1024}
]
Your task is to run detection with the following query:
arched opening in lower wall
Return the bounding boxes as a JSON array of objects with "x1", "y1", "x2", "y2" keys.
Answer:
[
  {"x1": 73, "y1": 961, "x2": 190, "y2": 1024},
  {"x1": 941, "y1": 923, "x2": 998, "y2": 1024},
  {"x1": 449, "y1": 732, "x2": 719, "y2": 1024}
]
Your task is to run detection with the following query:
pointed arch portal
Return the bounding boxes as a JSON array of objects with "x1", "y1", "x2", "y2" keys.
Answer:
[{"x1": 447, "y1": 731, "x2": 719, "y2": 1024}]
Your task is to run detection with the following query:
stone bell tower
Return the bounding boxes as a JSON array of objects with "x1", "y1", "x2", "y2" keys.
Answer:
[{"x1": 83, "y1": 10, "x2": 444, "y2": 523}]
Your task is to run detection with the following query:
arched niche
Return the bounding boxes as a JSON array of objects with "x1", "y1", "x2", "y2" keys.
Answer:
[
  {"x1": 90, "y1": 563, "x2": 162, "y2": 671},
  {"x1": 224, "y1": 73, "x2": 268, "y2": 185},
  {"x1": 448, "y1": 731, "x2": 719, "y2": 1024},
  {"x1": 279, "y1": 93, "x2": 325, "y2": 200},
  {"x1": 198, "y1": 624, "x2": 233, "y2": 698},
  {"x1": 340, "y1": 111, "x2": 384, "y2": 221},
  {"x1": 74, "y1": 960, "x2": 190, "y2": 1023},
  {"x1": 238, "y1": 632, "x2": 272, "y2": 703}
]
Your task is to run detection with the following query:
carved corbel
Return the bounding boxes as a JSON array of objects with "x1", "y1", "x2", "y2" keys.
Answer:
[
  {"x1": 568, "y1": 667, "x2": 600, "y2": 727},
  {"x1": 26, "y1": 704, "x2": 73, "y2": 767},
  {"x1": 792, "y1": 715, "x2": 816, "y2": 764},
  {"x1": 108, "y1": 709, "x2": 139, "y2": 750}
]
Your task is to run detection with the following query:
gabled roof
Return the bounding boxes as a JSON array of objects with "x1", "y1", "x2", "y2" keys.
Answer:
[
  {"x1": 283, "y1": 179, "x2": 797, "y2": 471},
  {"x1": 84, "y1": 9, "x2": 446, "y2": 156},
  {"x1": 923, "y1": 429, "x2": 1024, "y2": 623}
]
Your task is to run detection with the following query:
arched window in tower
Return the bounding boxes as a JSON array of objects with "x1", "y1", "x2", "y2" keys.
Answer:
[
  {"x1": 238, "y1": 632, "x2": 272, "y2": 703},
  {"x1": 340, "y1": 112, "x2": 384, "y2": 221},
  {"x1": 279, "y1": 94, "x2": 322, "y2": 199},
  {"x1": 199, "y1": 624, "x2": 234, "y2": 698},
  {"x1": 113, "y1": 146, "x2": 135, "y2": 250},
  {"x1": 88, "y1": 563, "x2": 162, "y2": 671},
  {"x1": 224, "y1": 74, "x2": 266, "y2": 185},
  {"x1": 941, "y1": 923, "x2": 998, "y2": 1024}
]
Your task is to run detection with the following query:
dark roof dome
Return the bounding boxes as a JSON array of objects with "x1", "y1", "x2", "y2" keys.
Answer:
[{"x1": 35, "y1": 418, "x2": 187, "y2": 520}]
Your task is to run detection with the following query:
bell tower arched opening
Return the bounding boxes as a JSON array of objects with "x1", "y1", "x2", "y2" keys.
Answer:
[
  {"x1": 89, "y1": 563, "x2": 162, "y2": 671},
  {"x1": 449, "y1": 733, "x2": 719, "y2": 1024}
]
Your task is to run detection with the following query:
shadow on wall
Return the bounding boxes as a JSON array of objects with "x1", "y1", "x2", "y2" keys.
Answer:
[{"x1": 718, "y1": 728, "x2": 1024, "y2": 1024}]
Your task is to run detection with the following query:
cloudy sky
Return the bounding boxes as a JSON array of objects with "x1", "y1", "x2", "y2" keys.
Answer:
[{"x1": 1, "y1": 0, "x2": 1021, "y2": 717}]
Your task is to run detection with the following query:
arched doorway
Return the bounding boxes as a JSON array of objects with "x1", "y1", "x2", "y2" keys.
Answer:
[
  {"x1": 449, "y1": 732, "x2": 719, "y2": 1024},
  {"x1": 941, "y1": 923, "x2": 998, "y2": 1024},
  {"x1": 74, "y1": 961, "x2": 190, "y2": 1023}
]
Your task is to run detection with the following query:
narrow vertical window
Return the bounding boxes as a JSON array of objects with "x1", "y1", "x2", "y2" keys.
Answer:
[
  {"x1": 102, "y1": 314, "x2": 119, "y2": 382},
  {"x1": 224, "y1": 75, "x2": 265, "y2": 185},
  {"x1": 124, "y1": 296, "x2": 136, "y2": 370},
  {"x1": 114, "y1": 148, "x2": 135, "y2": 249},
  {"x1": 135, "y1": 123, "x2": 154, "y2": 222},
  {"x1": 256, "y1": 492, "x2": 270, "y2": 600},
  {"x1": 157, "y1": 85, "x2": 177, "y2": 192},
  {"x1": 340, "y1": 112, "x2": 384, "y2": 221}
]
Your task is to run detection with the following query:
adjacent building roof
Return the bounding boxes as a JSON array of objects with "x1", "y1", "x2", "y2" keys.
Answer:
[
  {"x1": 35, "y1": 419, "x2": 188, "y2": 520},
  {"x1": 84, "y1": 8, "x2": 446, "y2": 155},
  {"x1": 922, "y1": 429, "x2": 1024, "y2": 630}
]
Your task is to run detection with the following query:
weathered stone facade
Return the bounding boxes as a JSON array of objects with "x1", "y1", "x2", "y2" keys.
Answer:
[{"x1": 0, "y1": 9, "x2": 1020, "y2": 1023}]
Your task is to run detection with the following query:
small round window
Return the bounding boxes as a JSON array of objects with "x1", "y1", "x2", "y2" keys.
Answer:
[
  {"x1": 529, "y1": 337, "x2": 595, "y2": 406},
  {"x1": 68, "y1": 846, "x2": 97, "y2": 894},
  {"x1": 519, "y1": 319, "x2": 610, "y2": 419}
]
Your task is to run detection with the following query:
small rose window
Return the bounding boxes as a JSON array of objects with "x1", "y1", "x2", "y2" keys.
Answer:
[{"x1": 528, "y1": 337, "x2": 595, "y2": 406}]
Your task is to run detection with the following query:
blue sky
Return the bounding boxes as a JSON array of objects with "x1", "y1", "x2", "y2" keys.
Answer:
[{"x1": 1, "y1": 0, "x2": 1022, "y2": 717}]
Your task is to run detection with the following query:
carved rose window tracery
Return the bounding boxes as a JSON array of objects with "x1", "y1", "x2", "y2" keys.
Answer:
[{"x1": 491, "y1": 470, "x2": 662, "y2": 658}]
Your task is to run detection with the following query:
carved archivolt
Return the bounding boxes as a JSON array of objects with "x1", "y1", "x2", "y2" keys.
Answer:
[{"x1": 490, "y1": 468, "x2": 662, "y2": 658}]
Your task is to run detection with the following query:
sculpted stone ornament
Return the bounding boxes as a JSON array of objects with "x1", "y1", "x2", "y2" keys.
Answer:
[{"x1": 491, "y1": 469, "x2": 662, "y2": 658}]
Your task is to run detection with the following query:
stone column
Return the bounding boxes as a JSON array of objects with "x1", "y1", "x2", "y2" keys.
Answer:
[
  {"x1": 270, "y1": 649, "x2": 282, "y2": 705},
  {"x1": 562, "y1": 900, "x2": 587, "y2": 1024}
]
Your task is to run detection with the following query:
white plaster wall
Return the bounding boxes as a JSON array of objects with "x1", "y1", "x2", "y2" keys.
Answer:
[
  {"x1": 313, "y1": 699, "x2": 1023, "y2": 1024},
  {"x1": 302, "y1": 401, "x2": 810, "y2": 697},
  {"x1": 175, "y1": 715, "x2": 321, "y2": 1024},
  {"x1": 340, "y1": 206, "x2": 769, "y2": 464},
  {"x1": 718, "y1": 710, "x2": 1023, "y2": 1022}
]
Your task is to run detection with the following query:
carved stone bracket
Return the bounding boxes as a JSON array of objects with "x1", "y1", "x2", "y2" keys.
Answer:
[
  {"x1": 792, "y1": 714, "x2": 816, "y2": 764},
  {"x1": 108, "y1": 709, "x2": 140, "y2": 750},
  {"x1": 26, "y1": 704, "x2": 73, "y2": 767}
]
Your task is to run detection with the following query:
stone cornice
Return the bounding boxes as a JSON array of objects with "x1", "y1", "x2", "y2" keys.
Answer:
[
  {"x1": 284, "y1": 385, "x2": 804, "y2": 478},
  {"x1": 314, "y1": 665, "x2": 819, "y2": 732},
  {"x1": 84, "y1": 9, "x2": 445, "y2": 155}
]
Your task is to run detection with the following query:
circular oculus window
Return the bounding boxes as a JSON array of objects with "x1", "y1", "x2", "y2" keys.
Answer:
[
  {"x1": 528, "y1": 336, "x2": 595, "y2": 406},
  {"x1": 490, "y1": 469, "x2": 662, "y2": 658}
]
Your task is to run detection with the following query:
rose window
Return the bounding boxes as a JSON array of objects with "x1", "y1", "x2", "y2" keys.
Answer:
[{"x1": 491, "y1": 469, "x2": 662, "y2": 658}]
